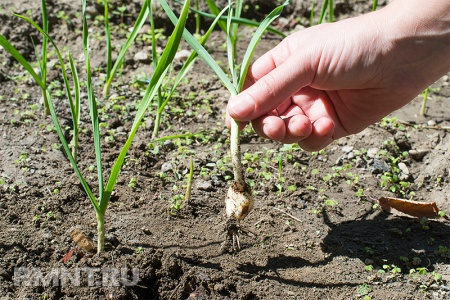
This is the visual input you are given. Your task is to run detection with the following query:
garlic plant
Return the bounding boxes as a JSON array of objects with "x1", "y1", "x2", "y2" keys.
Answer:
[
  {"x1": 2, "y1": 0, "x2": 191, "y2": 253},
  {"x1": 161, "y1": 0, "x2": 288, "y2": 250}
]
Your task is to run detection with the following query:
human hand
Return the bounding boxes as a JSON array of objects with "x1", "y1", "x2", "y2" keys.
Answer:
[{"x1": 226, "y1": 0, "x2": 450, "y2": 151}]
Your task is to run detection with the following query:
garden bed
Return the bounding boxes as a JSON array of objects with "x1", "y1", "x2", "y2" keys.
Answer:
[{"x1": 0, "y1": 0, "x2": 449, "y2": 299}]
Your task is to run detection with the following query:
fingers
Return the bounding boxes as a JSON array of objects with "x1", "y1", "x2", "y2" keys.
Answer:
[
  {"x1": 251, "y1": 114, "x2": 334, "y2": 151},
  {"x1": 298, "y1": 117, "x2": 335, "y2": 151},
  {"x1": 227, "y1": 41, "x2": 315, "y2": 122}
]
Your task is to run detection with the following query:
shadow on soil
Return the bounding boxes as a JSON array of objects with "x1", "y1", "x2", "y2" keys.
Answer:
[{"x1": 236, "y1": 211, "x2": 450, "y2": 287}]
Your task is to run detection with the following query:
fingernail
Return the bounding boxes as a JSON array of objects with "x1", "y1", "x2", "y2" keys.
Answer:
[{"x1": 228, "y1": 94, "x2": 255, "y2": 119}]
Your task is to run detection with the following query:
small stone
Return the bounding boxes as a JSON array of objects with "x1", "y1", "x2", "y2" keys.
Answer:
[
  {"x1": 277, "y1": 17, "x2": 290, "y2": 28},
  {"x1": 368, "y1": 158, "x2": 390, "y2": 174},
  {"x1": 341, "y1": 145, "x2": 354, "y2": 153},
  {"x1": 347, "y1": 152, "x2": 355, "y2": 160},
  {"x1": 211, "y1": 175, "x2": 223, "y2": 187},
  {"x1": 134, "y1": 51, "x2": 151, "y2": 64},
  {"x1": 335, "y1": 156, "x2": 344, "y2": 166},
  {"x1": 33, "y1": 67, "x2": 41, "y2": 78},
  {"x1": 174, "y1": 49, "x2": 191, "y2": 61},
  {"x1": 398, "y1": 162, "x2": 410, "y2": 175},
  {"x1": 162, "y1": 140, "x2": 176, "y2": 151},
  {"x1": 196, "y1": 180, "x2": 215, "y2": 192},
  {"x1": 205, "y1": 162, "x2": 216, "y2": 169},
  {"x1": 443, "y1": 75, "x2": 449, "y2": 82},
  {"x1": 427, "y1": 120, "x2": 437, "y2": 126},
  {"x1": 145, "y1": 117, "x2": 154, "y2": 129},
  {"x1": 355, "y1": 156, "x2": 364, "y2": 168},
  {"x1": 367, "y1": 148, "x2": 379, "y2": 158},
  {"x1": 409, "y1": 149, "x2": 429, "y2": 161},
  {"x1": 161, "y1": 162, "x2": 174, "y2": 173}
]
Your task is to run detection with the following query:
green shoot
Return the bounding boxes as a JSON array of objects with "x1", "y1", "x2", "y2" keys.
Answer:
[
  {"x1": 40, "y1": 0, "x2": 49, "y2": 115},
  {"x1": 372, "y1": 0, "x2": 378, "y2": 11},
  {"x1": 328, "y1": 0, "x2": 334, "y2": 22},
  {"x1": 185, "y1": 156, "x2": 194, "y2": 202},
  {"x1": 176, "y1": 0, "x2": 286, "y2": 37},
  {"x1": 103, "y1": 0, "x2": 112, "y2": 79},
  {"x1": 318, "y1": 0, "x2": 334, "y2": 24},
  {"x1": 103, "y1": 2, "x2": 150, "y2": 97},
  {"x1": 420, "y1": 87, "x2": 429, "y2": 116}
]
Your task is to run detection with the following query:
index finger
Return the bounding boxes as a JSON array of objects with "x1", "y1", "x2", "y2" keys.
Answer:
[{"x1": 228, "y1": 39, "x2": 316, "y2": 122}]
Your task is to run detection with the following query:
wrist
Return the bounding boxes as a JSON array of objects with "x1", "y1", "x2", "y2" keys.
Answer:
[{"x1": 377, "y1": 0, "x2": 450, "y2": 92}]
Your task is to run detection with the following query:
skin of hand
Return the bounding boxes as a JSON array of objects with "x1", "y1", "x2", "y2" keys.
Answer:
[{"x1": 226, "y1": 0, "x2": 450, "y2": 151}]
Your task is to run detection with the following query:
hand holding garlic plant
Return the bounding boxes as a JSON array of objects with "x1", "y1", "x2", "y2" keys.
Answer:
[
  {"x1": 162, "y1": 0, "x2": 288, "y2": 250},
  {"x1": 223, "y1": 1, "x2": 289, "y2": 250}
]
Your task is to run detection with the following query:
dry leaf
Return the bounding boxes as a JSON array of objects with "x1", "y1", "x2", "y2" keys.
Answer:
[
  {"x1": 70, "y1": 228, "x2": 94, "y2": 252},
  {"x1": 378, "y1": 197, "x2": 448, "y2": 220}
]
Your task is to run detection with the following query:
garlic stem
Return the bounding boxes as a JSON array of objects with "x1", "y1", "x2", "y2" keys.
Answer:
[{"x1": 230, "y1": 118, "x2": 245, "y2": 191}]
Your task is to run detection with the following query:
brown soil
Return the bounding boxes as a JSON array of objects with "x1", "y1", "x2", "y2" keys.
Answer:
[{"x1": 0, "y1": 1, "x2": 449, "y2": 299}]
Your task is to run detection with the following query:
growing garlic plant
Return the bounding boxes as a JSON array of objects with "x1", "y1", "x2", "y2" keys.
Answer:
[{"x1": 161, "y1": 0, "x2": 288, "y2": 250}]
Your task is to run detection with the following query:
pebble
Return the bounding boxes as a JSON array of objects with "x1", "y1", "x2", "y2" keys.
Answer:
[
  {"x1": 427, "y1": 119, "x2": 437, "y2": 126},
  {"x1": 196, "y1": 180, "x2": 215, "y2": 191},
  {"x1": 347, "y1": 152, "x2": 355, "y2": 160},
  {"x1": 162, "y1": 140, "x2": 176, "y2": 151},
  {"x1": 205, "y1": 162, "x2": 216, "y2": 169},
  {"x1": 277, "y1": 17, "x2": 290, "y2": 28},
  {"x1": 443, "y1": 75, "x2": 449, "y2": 82},
  {"x1": 211, "y1": 174, "x2": 223, "y2": 187},
  {"x1": 335, "y1": 156, "x2": 344, "y2": 166},
  {"x1": 161, "y1": 162, "x2": 174, "y2": 173},
  {"x1": 134, "y1": 51, "x2": 151, "y2": 64},
  {"x1": 174, "y1": 49, "x2": 191, "y2": 61},
  {"x1": 145, "y1": 117, "x2": 153, "y2": 129},
  {"x1": 354, "y1": 157, "x2": 364, "y2": 168},
  {"x1": 368, "y1": 158, "x2": 390, "y2": 174},
  {"x1": 398, "y1": 162, "x2": 409, "y2": 175},
  {"x1": 33, "y1": 67, "x2": 41, "y2": 78},
  {"x1": 367, "y1": 148, "x2": 379, "y2": 158},
  {"x1": 341, "y1": 145, "x2": 354, "y2": 153},
  {"x1": 409, "y1": 149, "x2": 429, "y2": 161}
]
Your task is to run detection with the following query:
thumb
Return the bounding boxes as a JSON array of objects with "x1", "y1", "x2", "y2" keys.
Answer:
[{"x1": 227, "y1": 46, "x2": 315, "y2": 122}]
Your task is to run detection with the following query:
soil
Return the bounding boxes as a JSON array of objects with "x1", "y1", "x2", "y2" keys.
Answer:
[{"x1": 0, "y1": 0, "x2": 449, "y2": 299}]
